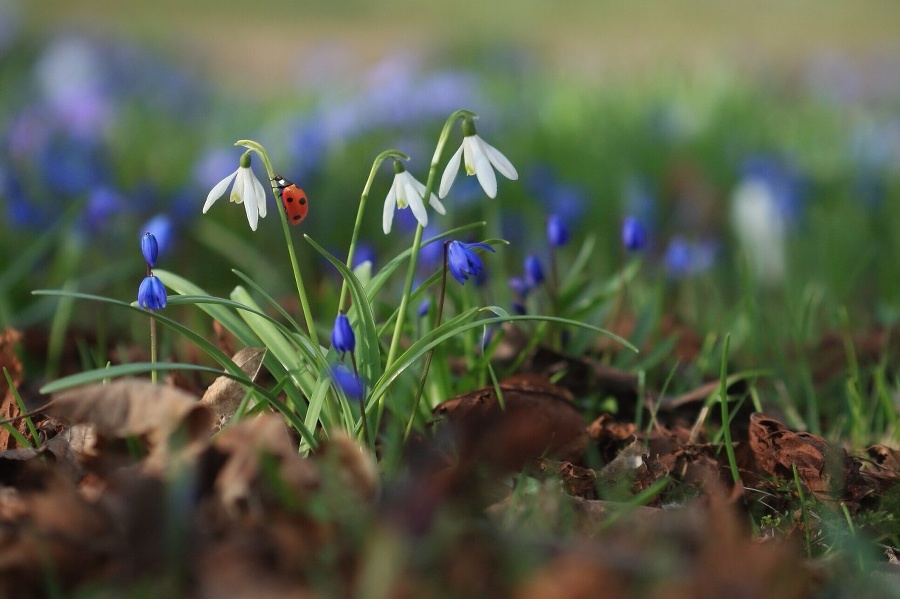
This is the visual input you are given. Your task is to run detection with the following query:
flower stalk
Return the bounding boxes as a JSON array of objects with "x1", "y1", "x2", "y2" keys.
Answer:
[
  {"x1": 235, "y1": 140, "x2": 319, "y2": 348},
  {"x1": 338, "y1": 149, "x2": 410, "y2": 313}
]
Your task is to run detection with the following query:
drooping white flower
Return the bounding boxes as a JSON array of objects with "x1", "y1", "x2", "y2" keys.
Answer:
[
  {"x1": 731, "y1": 178, "x2": 787, "y2": 285},
  {"x1": 383, "y1": 160, "x2": 445, "y2": 234},
  {"x1": 202, "y1": 152, "x2": 267, "y2": 231},
  {"x1": 439, "y1": 117, "x2": 518, "y2": 199}
]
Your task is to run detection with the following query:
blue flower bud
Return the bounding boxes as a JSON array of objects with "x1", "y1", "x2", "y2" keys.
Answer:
[
  {"x1": 141, "y1": 232, "x2": 159, "y2": 267},
  {"x1": 524, "y1": 254, "x2": 545, "y2": 288},
  {"x1": 137, "y1": 275, "x2": 167, "y2": 310},
  {"x1": 331, "y1": 365, "x2": 364, "y2": 401},
  {"x1": 331, "y1": 311, "x2": 356, "y2": 354},
  {"x1": 418, "y1": 299, "x2": 431, "y2": 318},
  {"x1": 447, "y1": 240, "x2": 495, "y2": 285},
  {"x1": 546, "y1": 214, "x2": 569, "y2": 247},
  {"x1": 621, "y1": 216, "x2": 647, "y2": 251}
]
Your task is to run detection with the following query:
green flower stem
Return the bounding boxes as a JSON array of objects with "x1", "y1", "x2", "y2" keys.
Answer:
[
  {"x1": 383, "y1": 109, "x2": 475, "y2": 372},
  {"x1": 378, "y1": 109, "x2": 476, "y2": 429},
  {"x1": 404, "y1": 241, "x2": 450, "y2": 442},
  {"x1": 150, "y1": 316, "x2": 158, "y2": 384},
  {"x1": 235, "y1": 140, "x2": 319, "y2": 349},
  {"x1": 338, "y1": 149, "x2": 410, "y2": 313},
  {"x1": 349, "y1": 351, "x2": 371, "y2": 447}
]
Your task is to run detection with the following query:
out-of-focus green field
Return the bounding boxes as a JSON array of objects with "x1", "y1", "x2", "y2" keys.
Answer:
[{"x1": 22, "y1": 0, "x2": 900, "y2": 91}]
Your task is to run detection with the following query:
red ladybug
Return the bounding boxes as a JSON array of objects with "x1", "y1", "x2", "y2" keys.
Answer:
[{"x1": 272, "y1": 175, "x2": 308, "y2": 225}]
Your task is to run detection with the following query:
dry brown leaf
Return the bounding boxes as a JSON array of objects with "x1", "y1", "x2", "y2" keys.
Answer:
[
  {"x1": 432, "y1": 373, "x2": 588, "y2": 474},
  {"x1": 211, "y1": 414, "x2": 320, "y2": 516},
  {"x1": 749, "y1": 413, "x2": 842, "y2": 498},
  {"x1": 0, "y1": 464, "x2": 111, "y2": 596},
  {"x1": 200, "y1": 347, "x2": 267, "y2": 430},
  {"x1": 50, "y1": 378, "x2": 211, "y2": 445}
]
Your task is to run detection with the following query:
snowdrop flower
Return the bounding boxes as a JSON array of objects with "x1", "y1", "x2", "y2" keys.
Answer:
[
  {"x1": 202, "y1": 152, "x2": 267, "y2": 231},
  {"x1": 383, "y1": 160, "x2": 445, "y2": 234},
  {"x1": 439, "y1": 117, "x2": 518, "y2": 199},
  {"x1": 731, "y1": 177, "x2": 787, "y2": 285},
  {"x1": 447, "y1": 240, "x2": 495, "y2": 285}
]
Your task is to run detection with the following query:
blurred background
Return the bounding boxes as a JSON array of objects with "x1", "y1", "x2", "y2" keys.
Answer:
[{"x1": 3, "y1": 0, "x2": 900, "y2": 377}]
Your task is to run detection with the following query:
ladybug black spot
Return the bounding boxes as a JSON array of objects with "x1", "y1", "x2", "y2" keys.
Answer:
[
  {"x1": 286, "y1": 197, "x2": 295, "y2": 204},
  {"x1": 293, "y1": 215, "x2": 302, "y2": 222},
  {"x1": 299, "y1": 198, "x2": 307, "y2": 205}
]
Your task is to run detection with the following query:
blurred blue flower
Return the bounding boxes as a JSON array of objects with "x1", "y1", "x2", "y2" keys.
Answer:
[
  {"x1": 524, "y1": 254, "x2": 545, "y2": 288},
  {"x1": 141, "y1": 232, "x2": 159, "y2": 267},
  {"x1": 739, "y1": 155, "x2": 807, "y2": 226},
  {"x1": 82, "y1": 185, "x2": 123, "y2": 231},
  {"x1": 351, "y1": 242, "x2": 377, "y2": 270},
  {"x1": 526, "y1": 165, "x2": 587, "y2": 223},
  {"x1": 508, "y1": 276, "x2": 528, "y2": 297},
  {"x1": 141, "y1": 214, "x2": 174, "y2": 257},
  {"x1": 547, "y1": 214, "x2": 569, "y2": 248},
  {"x1": 330, "y1": 365, "x2": 364, "y2": 402},
  {"x1": 39, "y1": 134, "x2": 108, "y2": 196},
  {"x1": 663, "y1": 236, "x2": 717, "y2": 279},
  {"x1": 417, "y1": 299, "x2": 431, "y2": 318},
  {"x1": 331, "y1": 312, "x2": 356, "y2": 354},
  {"x1": 447, "y1": 240, "x2": 495, "y2": 285},
  {"x1": 137, "y1": 275, "x2": 167, "y2": 310},
  {"x1": 621, "y1": 216, "x2": 647, "y2": 251}
]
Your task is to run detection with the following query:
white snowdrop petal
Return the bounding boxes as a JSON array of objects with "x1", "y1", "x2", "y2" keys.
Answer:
[{"x1": 439, "y1": 145, "x2": 463, "y2": 198}]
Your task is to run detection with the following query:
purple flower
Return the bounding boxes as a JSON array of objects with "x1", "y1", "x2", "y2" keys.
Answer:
[
  {"x1": 137, "y1": 275, "x2": 167, "y2": 310},
  {"x1": 141, "y1": 232, "x2": 159, "y2": 267},
  {"x1": 621, "y1": 216, "x2": 647, "y2": 251},
  {"x1": 447, "y1": 240, "x2": 495, "y2": 285},
  {"x1": 331, "y1": 312, "x2": 356, "y2": 354},
  {"x1": 547, "y1": 214, "x2": 569, "y2": 247},
  {"x1": 524, "y1": 254, "x2": 545, "y2": 288}
]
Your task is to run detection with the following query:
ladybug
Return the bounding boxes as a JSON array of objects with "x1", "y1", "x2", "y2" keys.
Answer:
[{"x1": 272, "y1": 174, "x2": 308, "y2": 225}]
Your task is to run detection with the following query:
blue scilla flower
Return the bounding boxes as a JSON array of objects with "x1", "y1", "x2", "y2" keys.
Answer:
[
  {"x1": 137, "y1": 275, "x2": 167, "y2": 310},
  {"x1": 547, "y1": 214, "x2": 569, "y2": 248},
  {"x1": 447, "y1": 240, "x2": 495, "y2": 285},
  {"x1": 331, "y1": 311, "x2": 355, "y2": 354},
  {"x1": 524, "y1": 254, "x2": 545, "y2": 288},
  {"x1": 141, "y1": 232, "x2": 159, "y2": 267},
  {"x1": 621, "y1": 216, "x2": 647, "y2": 251},
  {"x1": 330, "y1": 365, "x2": 365, "y2": 402}
]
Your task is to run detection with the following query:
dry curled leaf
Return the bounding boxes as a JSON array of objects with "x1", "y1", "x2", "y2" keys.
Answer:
[
  {"x1": 748, "y1": 413, "x2": 843, "y2": 498},
  {"x1": 200, "y1": 347, "x2": 267, "y2": 430}
]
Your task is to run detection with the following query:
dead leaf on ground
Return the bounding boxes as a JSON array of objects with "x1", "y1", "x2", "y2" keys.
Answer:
[
  {"x1": 431, "y1": 373, "x2": 588, "y2": 474},
  {"x1": 200, "y1": 347, "x2": 267, "y2": 430},
  {"x1": 748, "y1": 413, "x2": 843, "y2": 498}
]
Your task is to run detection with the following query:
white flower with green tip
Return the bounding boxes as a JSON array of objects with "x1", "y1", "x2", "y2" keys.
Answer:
[
  {"x1": 439, "y1": 117, "x2": 518, "y2": 199},
  {"x1": 383, "y1": 160, "x2": 445, "y2": 234},
  {"x1": 202, "y1": 152, "x2": 267, "y2": 231}
]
